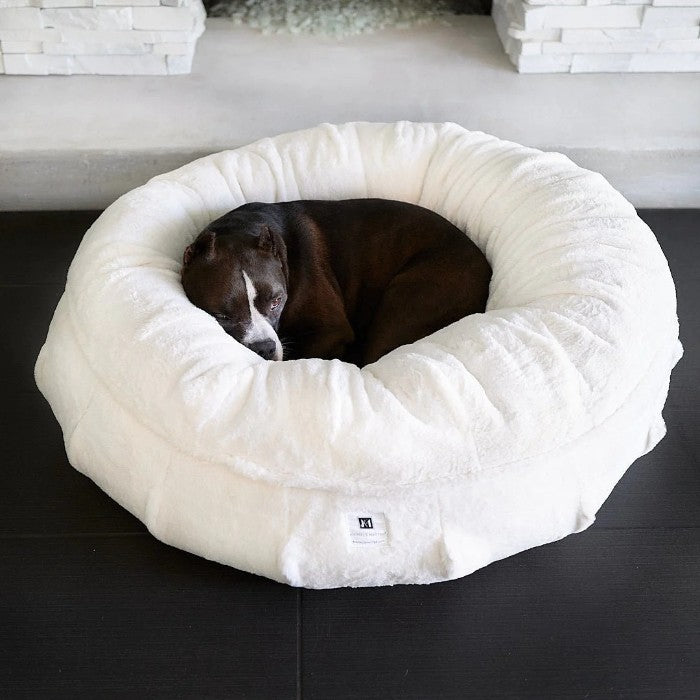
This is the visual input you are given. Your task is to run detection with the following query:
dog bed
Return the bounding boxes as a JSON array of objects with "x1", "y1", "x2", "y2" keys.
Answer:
[{"x1": 35, "y1": 122, "x2": 682, "y2": 588}]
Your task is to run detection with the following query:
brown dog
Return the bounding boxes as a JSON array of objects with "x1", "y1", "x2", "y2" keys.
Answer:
[{"x1": 181, "y1": 199, "x2": 491, "y2": 367}]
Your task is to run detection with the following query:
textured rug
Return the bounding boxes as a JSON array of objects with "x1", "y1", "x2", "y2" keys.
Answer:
[{"x1": 205, "y1": 0, "x2": 488, "y2": 37}]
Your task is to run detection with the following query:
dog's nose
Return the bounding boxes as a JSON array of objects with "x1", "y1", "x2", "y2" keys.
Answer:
[{"x1": 248, "y1": 339, "x2": 277, "y2": 360}]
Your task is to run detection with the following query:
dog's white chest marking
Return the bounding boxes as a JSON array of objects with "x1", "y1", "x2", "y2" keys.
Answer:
[{"x1": 241, "y1": 270, "x2": 283, "y2": 360}]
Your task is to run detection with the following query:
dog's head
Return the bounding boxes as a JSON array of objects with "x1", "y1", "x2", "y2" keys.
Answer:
[{"x1": 181, "y1": 222, "x2": 289, "y2": 361}]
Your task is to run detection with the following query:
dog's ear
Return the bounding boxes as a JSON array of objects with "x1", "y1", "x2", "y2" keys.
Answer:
[
  {"x1": 259, "y1": 225, "x2": 289, "y2": 284},
  {"x1": 258, "y1": 225, "x2": 278, "y2": 254},
  {"x1": 183, "y1": 229, "x2": 215, "y2": 267}
]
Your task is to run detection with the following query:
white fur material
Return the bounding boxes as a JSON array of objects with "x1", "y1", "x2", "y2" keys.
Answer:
[{"x1": 35, "y1": 122, "x2": 682, "y2": 589}]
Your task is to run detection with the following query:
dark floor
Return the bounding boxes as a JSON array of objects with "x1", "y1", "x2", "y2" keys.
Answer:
[{"x1": 1, "y1": 210, "x2": 698, "y2": 699}]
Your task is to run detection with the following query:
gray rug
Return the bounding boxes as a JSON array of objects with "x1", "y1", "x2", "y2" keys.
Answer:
[{"x1": 205, "y1": 0, "x2": 492, "y2": 37}]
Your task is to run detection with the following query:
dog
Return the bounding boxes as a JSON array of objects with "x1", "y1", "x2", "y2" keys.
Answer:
[{"x1": 181, "y1": 199, "x2": 491, "y2": 367}]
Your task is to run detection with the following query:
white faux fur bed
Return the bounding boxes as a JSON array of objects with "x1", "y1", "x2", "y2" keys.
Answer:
[{"x1": 35, "y1": 122, "x2": 682, "y2": 588}]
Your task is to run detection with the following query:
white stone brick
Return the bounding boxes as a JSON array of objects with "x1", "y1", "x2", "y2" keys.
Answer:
[
  {"x1": 132, "y1": 6, "x2": 195, "y2": 30},
  {"x1": 1, "y1": 38, "x2": 41, "y2": 50},
  {"x1": 0, "y1": 26, "x2": 59, "y2": 39},
  {"x1": 72, "y1": 53, "x2": 167, "y2": 73},
  {"x1": 660, "y1": 38, "x2": 700, "y2": 50},
  {"x1": 0, "y1": 7, "x2": 41, "y2": 28},
  {"x1": 56, "y1": 27, "x2": 192, "y2": 41},
  {"x1": 165, "y1": 49, "x2": 192, "y2": 73},
  {"x1": 520, "y1": 40, "x2": 543, "y2": 53},
  {"x1": 641, "y1": 6, "x2": 700, "y2": 26},
  {"x1": 520, "y1": 5, "x2": 644, "y2": 29},
  {"x1": 42, "y1": 53, "x2": 75, "y2": 73},
  {"x1": 516, "y1": 53, "x2": 572, "y2": 70},
  {"x1": 494, "y1": 4, "x2": 544, "y2": 54},
  {"x1": 43, "y1": 40, "x2": 151, "y2": 53},
  {"x1": 494, "y1": 0, "x2": 700, "y2": 70},
  {"x1": 41, "y1": 8, "x2": 132, "y2": 31},
  {"x1": 36, "y1": 0, "x2": 94, "y2": 8},
  {"x1": 494, "y1": 3, "x2": 561, "y2": 41},
  {"x1": 544, "y1": 38, "x2": 659, "y2": 51},
  {"x1": 561, "y1": 26, "x2": 699, "y2": 41},
  {"x1": 571, "y1": 52, "x2": 633, "y2": 70},
  {"x1": 151, "y1": 40, "x2": 190, "y2": 54},
  {"x1": 95, "y1": 0, "x2": 161, "y2": 5},
  {"x1": 508, "y1": 24, "x2": 561, "y2": 41},
  {"x1": 160, "y1": 0, "x2": 188, "y2": 6},
  {"x1": 3, "y1": 52, "x2": 54, "y2": 73},
  {"x1": 629, "y1": 50, "x2": 700, "y2": 68},
  {"x1": 652, "y1": 0, "x2": 700, "y2": 5},
  {"x1": 5, "y1": 50, "x2": 171, "y2": 73},
  {"x1": 0, "y1": 0, "x2": 32, "y2": 8},
  {"x1": 508, "y1": 37, "x2": 543, "y2": 54},
  {"x1": 509, "y1": 25, "x2": 562, "y2": 40}
]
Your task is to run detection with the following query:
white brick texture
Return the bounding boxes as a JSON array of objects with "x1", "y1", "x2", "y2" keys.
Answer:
[
  {"x1": 561, "y1": 26, "x2": 700, "y2": 40},
  {"x1": 661, "y1": 38, "x2": 700, "y2": 49},
  {"x1": 652, "y1": 0, "x2": 700, "y2": 5},
  {"x1": 586, "y1": 0, "x2": 652, "y2": 4},
  {"x1": 494, "y1": 0, "x2": 700, "y2": 71},
  {"x1": 0, "y1": 7, "x2": 41, "y2": 28},
  {"x1": 37, "y1": 0, "x2": 94, "y2": 8},
  {"x1": 165, "y1": 49, "x2": 192, "y2": 72},
  {"x1": 544, "y1": 38, "x2": 660, "y2": 49},
  {"x1": 0, "y1": 28, "x2": 61, "y2": 40},
  {"x1": 0, "y1": 0, "x2": 204, "y2": 74},
  {"x1": 3, "y1": 50, "x2": 169, "y2": 73},
  {"x1": 58, "y1": 28, "x2": 194, "y2": 42},
  {"x1": 571, "y1": 52, "x2": 634, "y2": 69},
  {"x1": 629, "y1": 53, "x2": 700, "y2": 66},
  {"x1": 1, "y1": 38, "x2": 41, "y2": 50},
  {"x1": 3, "y1": 51, "x2": 55, "y2": 72},
  {"x1": 72, "y1": 52, "x2": 168, "y2": 73},
  {"x1": 132, "y1": 6, "x2": 196, "y2": 30},
  {"x1": 43, "y1": 40, "x2": 151, "y2": 53},
  {"x1": 151, "y1": 40, "x2": 190, "y2": 54},
  {"x1": 641, "y1": 6, "x2": 700, "y2": 25},
  {"x1": 521, "y1": 6, "x2": 645, "y2": 29},
  {"x1": 630, "y1": 50, "x2": 700, "y2": 66},
  {"x1": 94, "y1": 0, "x2": 161, "y2": 5},
  {"x1": 517, "y1": 53, "x2": 572, "y2": 70},
  {"x1": 41, "y1": 8, "x2": 133, "y2": 30}
]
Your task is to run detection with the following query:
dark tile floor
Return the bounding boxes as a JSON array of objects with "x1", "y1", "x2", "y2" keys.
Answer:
[{"x1": 1, "y1": 210, "x2": 698, "y2": 699}]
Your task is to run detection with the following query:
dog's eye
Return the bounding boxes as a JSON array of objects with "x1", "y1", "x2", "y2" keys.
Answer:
[
  {"x1": 214, "y1": 313, "x2": 229, "y2": 322},
  {"x1": 270, "y1": 296, "x2": 282, "y2": 311}
]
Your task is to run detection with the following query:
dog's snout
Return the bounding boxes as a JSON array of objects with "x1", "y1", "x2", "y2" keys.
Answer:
[{"x1": 249, "y1": 339, "x2": 277, "y2": 360}]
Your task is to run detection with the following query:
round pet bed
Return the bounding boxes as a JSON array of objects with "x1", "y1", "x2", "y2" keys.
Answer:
[{"x1": 35, "y1": 122, "x2": 682, "y2": 588}]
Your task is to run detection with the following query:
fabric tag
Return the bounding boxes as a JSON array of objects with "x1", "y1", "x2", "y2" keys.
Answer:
[{"x1": 346, "y1": 512, "x2": 389, "y2": 547}]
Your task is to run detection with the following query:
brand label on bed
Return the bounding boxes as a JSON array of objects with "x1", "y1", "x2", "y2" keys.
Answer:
[{"x1": 346, "y1": 512, "x2": 388, "y2": 546}]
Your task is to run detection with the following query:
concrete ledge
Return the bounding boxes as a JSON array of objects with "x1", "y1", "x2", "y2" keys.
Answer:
[{"x1": 0, "y1": 16, "x2": 698, "y2": 210}]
